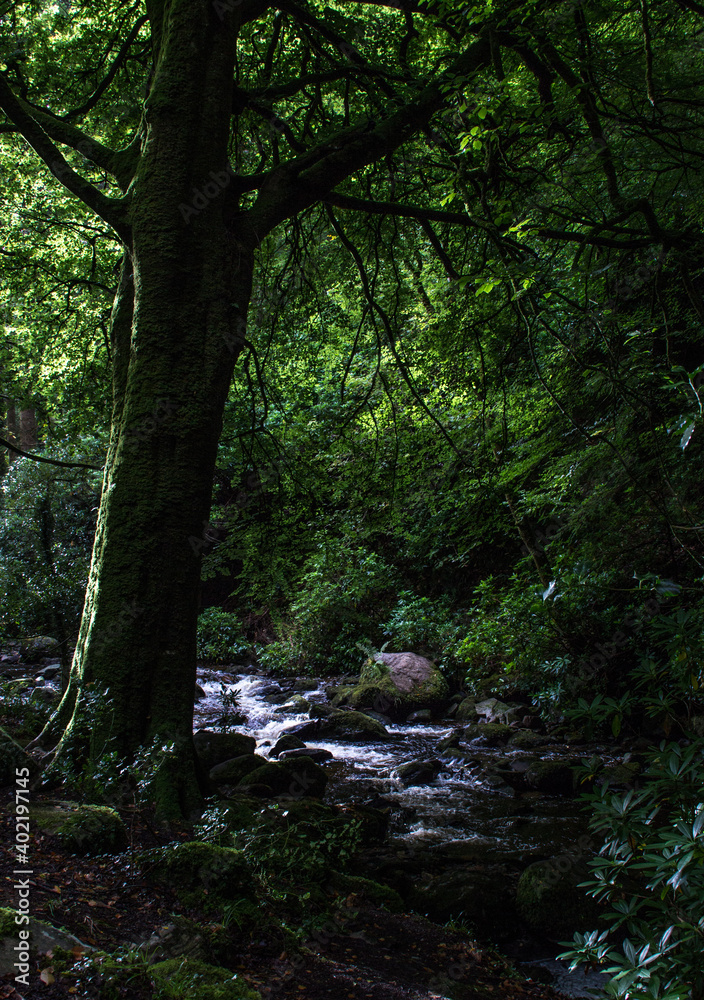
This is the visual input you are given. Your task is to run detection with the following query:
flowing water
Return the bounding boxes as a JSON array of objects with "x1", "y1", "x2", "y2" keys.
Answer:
[{"x1": 195, "y1": 668, "x2": 613, "y2": 997}]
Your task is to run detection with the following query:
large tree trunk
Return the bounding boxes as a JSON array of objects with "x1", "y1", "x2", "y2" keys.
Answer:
[{"x1": 36, "y1": 1, "x2": 249, "y2": 819}]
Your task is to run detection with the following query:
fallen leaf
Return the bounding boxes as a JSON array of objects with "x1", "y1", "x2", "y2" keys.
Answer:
[{"x1": 40, "y1": 968, "x2": 55, "y2": 985}]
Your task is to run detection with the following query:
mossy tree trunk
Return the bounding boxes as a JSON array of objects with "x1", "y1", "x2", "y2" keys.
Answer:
[{"x1": 33, "y1": 2, "x2": 252, "y2": 818}]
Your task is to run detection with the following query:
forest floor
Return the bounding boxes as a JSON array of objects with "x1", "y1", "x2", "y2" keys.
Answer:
[{"x1": 0, "y1": 787, "x2": 575, "y2": 1000}]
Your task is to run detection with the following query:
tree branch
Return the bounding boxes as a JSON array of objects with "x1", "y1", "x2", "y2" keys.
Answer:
[
  {"x1": 63, "y1": 15, "x2": 150, "y2": 121},
  {"x1": 0, "y1": 438, "x2": 103, "y2": 471},
  {"x1": 0, "y1": 75, "x2": 130, "y2": 239},
  {"x1": 324, "y1": 190, "x2": 483, "y2": 229},
  {"x1": 243, "y1": 32, "x2": 492, "y2": 238}
]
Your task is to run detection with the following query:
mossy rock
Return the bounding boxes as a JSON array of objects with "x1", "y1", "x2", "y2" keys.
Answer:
[
  {"x1": 209, "y1": 754, "x2": 268, "y2": 786},
  {"x1": 1, "y1": 908, "x2": 93, "y2": 975},
  {"x1": 463, "y1": 723, "x2": 512, "y2": 745},
  {"x1": 20, "y1": 635, "x2": 60, "y2": 660},
  {"x1": 293, "y1": 678, "x2": 318, "y2": 692},
  {"x1": 0, "y1": 907, "x2": 16, "y2": 939},
  {"x1": 407, "y1": 866, "x2": 519, "y2": 940},
  {"x1": 150, "y1": 958, "x2": 261, "y2": 999},
  {"x1": 273, "y1": 694, "x2": 310, "y2": 714},
  {"x1": 330, "y1": 685, "x2": 354, "y2": 707},
  {"x1": 316, "y1": 709, "x2": 389, "y2": 741},
  {"x1": 31, "y1": 801, "x2": 127, "y2": 854},
  {"x1": 516, "y1": 859, "x2": 601, "y2": 939},
  {"x1": 508, "y1": 731, "x2": 554, "y2": 750},
  {"x1": 270, "y1": 734, "x2": 307, "y2": 757},
  {"x1": 347, "y1": 673, "x2": 448, "y2": 721},
  {"x1": 455, "y1": 697, "x2": 477, "y2": 720},
  {"x1": 147, "y1": 842, "x2": 254, "y2": 909},
  {"x1": 525, "y1": 760, "x2": 576, "y2": 796},
  {"x1": 260, "y1": 799, "x2": 387, "y2": 845},
  {"x1": 193, "y1": 730, "x2": 257, "y2": 771},
  {"x1": 238, "y1": 755, "x2": 328, "y2": 798},
  {"x1": 330, "y1": 874, "x2": 403, "y2": 912},
  {"x1": 218, "y1": 796, "x2": 263, "y2": 831}
]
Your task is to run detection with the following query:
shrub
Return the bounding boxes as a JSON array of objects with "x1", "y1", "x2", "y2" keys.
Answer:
[
  {"x1": 0, "y1": 440, "x2": 102, "y2": 650},
  {"x1": 259, "y1": 542, "x2": 398, "y2": 673},
  {"x1": 197, "y1": 608, "x2": 250, "y2": 663},
  {"x1": 560, "y1": 739, "x2": 704, "y2": 1000}
]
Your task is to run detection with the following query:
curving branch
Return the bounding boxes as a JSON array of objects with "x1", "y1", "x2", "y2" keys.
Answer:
[
  {"x1": 0, "y1": 76, "x2": 130, "y2": 239},
  {"x1": 0, "y1": 438, "x2": 103, "y2": 471},
  {"x1": 63, "y1": 15, "x2": 150, "y2": 121},
  {"x1": 243, "y1": 32, "x2": 492, "y2": 238}
]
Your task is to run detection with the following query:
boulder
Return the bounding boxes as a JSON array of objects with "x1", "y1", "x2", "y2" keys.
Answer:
[
  {"x1": 270, "y1": 734, "x2": 307, "y2": 757},
  {"x1": 149, "y1": 957, "x2": 262, "y2": 999},
  {"x1": 31, "y1": 685, "x2": 61, "y2": 705},
  {"x1": 136, "y1": 915, "x2": 209, "y2": 963},
  {"x1": 309, "y1": 702, "x2": 336, "y2": 718},
  {"x1": 406, "y1": 709, "x2": 432, "y2": 723},
  {"x1": 525, "y1": 760, "x2": 576, "y2": 796},
  {"x1": 273, "y1": 694, "x2": 310, "y2": 714},
  {"x1": 278, "y1": 747, "x2": 334, "y2": 763},
  {"x1": 147, "y1": 841, "x2": 254, "y2": 909},
  {"x1": 316, "y1": 709, "x2": 389, "y2": 742},
  {"x1": 394, "y1": 759, "x2": 442, "y2": 787},
  {"x1": 36, "y1": 664, "x2": 61, "y2": 680},
  {"x1": 0, "y1": 907, "x2": 92, "y2": 976},
  {"x1": 31, "y1": 801, "x2": 127, "y2": 854},
  {"x1": 328, "y1": 874, "x2": 403, "y2": 912},
  {"x1": 508, "y1": 730, "x2": 555, "y2": 750},
  {"x1": 407, "y1": 866, "x2": 519, "y2": 940},
  {"x1": 329, "y1": 685, "x2": 354, "y2": 707},
  {"x1": 463, "y1": 723, "x2": 512, "y2": 745},
  {"x1": 279, "y1": 719, "x2": 321, "y2": 739},
  {"x1": 209, "y1": 754, "x2": 269, "y2": 785},
  {"x1": 293, "y1": 678, "x2": 318, "y2": 692},
  {"x1": 19, "y1": 635, "x2": 60, "y2": 661},
  {"x1": 193, "y1": 729, "x2": 256, "y2": 770},
  {"x1": 475, "y1": 697, "x2": 524, "y2": 724},
  {"x1": 194, "y1": 683, "x2": 207, "y2": 702},
  {"x1": 258, "y1": 797, "x2": 388, "y2": 845},
  {"x1": 347, "y1": 652, "x2": 449, "y2": 720},
  {"x1": 428, "y1": 836, "x2": 534, "y2": 865},
  {"x1": 436, "y1": 730, "x2": 463, "y2": 752},
  {"x1": 455, "y1": 697, "x2": 477, "y2": 720},
  {"x1": 238, "y1": 755, "x2": 328, "y2": 798},
  {"x1": 263, "y1": 691, "x2": 290, "y2": 704}
]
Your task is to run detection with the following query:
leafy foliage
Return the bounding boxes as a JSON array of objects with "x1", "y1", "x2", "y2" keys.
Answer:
[
  {"x1": 0, "y1": 442, "x2": 102, "y2": 649},
  {"x1": 561, "y1": 741, "x2": 704, "y2": 1000}
]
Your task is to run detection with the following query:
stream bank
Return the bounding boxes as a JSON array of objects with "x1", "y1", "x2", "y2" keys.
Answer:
[
  {"x1": 0, "y1": 645, "x2": 627, "y2": 998},
  {"x1": 194, "y1": 667, "x2": 621, "y2": 997}
]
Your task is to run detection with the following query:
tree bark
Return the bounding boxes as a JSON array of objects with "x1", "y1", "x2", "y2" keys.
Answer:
[
  {"x1": 36, "y1": 0, "x2": 249, "y2": 819},
  {"x1": 6, "y1": 403, "x2": 19, "y2": 466}
]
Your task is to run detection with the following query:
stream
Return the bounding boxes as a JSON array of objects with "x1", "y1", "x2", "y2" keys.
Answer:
[{"x1": 194, "y1": 668, "x2": 614, "y2": 998}]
